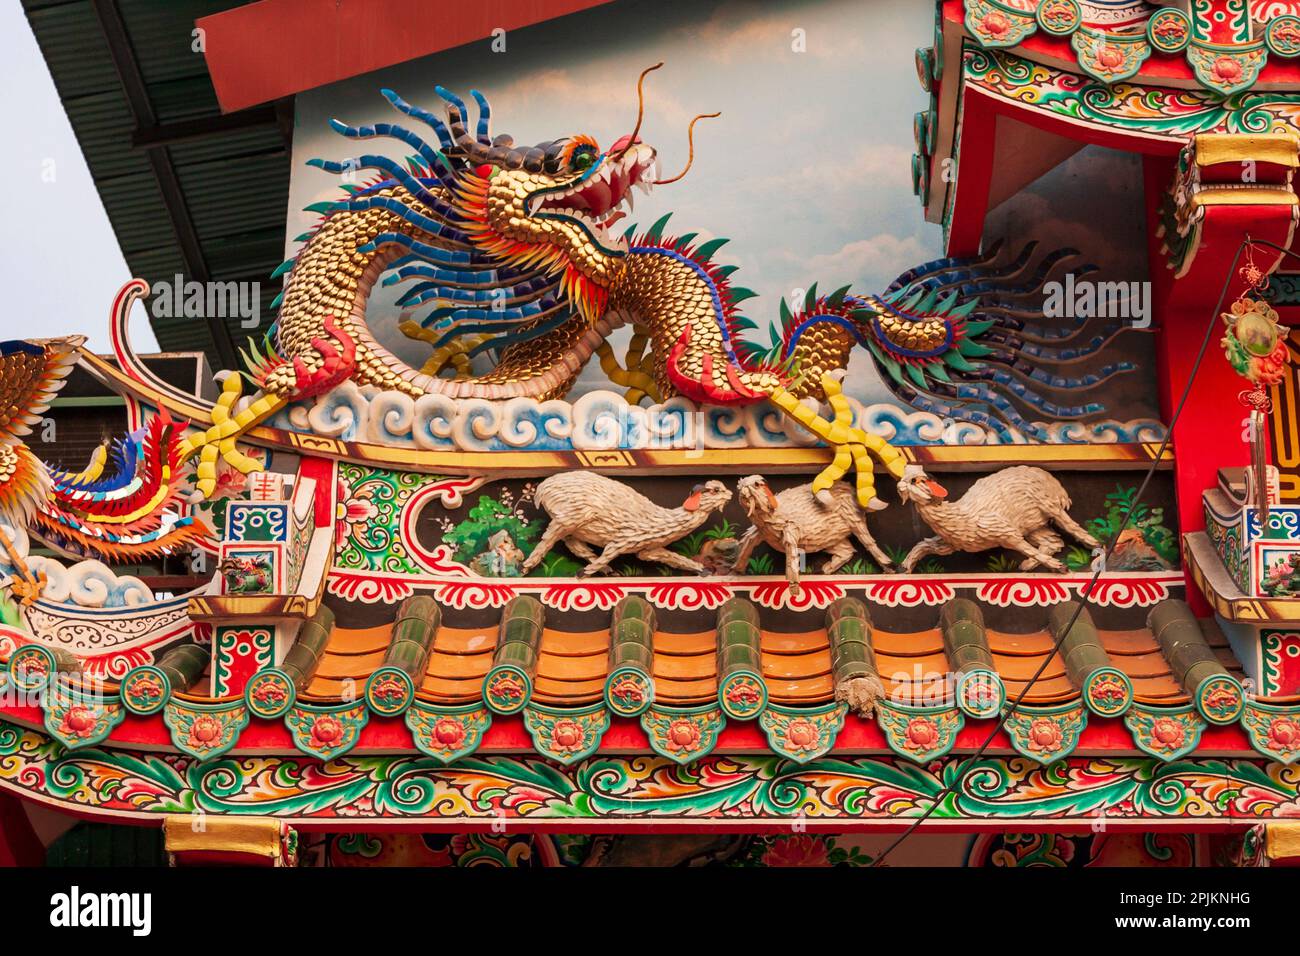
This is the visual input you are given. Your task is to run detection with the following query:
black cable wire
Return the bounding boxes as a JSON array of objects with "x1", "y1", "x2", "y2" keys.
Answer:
[
  {"x1": 1241, "y1": 236, "x2": 1300, "y2": 270},
  {"x1": 871, "y1": 237, "x2": 1253, "y2": 867}
]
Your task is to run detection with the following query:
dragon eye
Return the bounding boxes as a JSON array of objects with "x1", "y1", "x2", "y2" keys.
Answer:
[{"x1": 570, "y1": 150, "x2": 597, "y2": 173}]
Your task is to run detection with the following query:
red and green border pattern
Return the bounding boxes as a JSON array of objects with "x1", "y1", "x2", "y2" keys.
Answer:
[
  {"x1": 965, "y1": 47, "x2": 1300, "y2": 138},
  {"x1": 962, "y1": 0, "x2": 1290, "y2": 96},
  {"x1": 1, "y1": 718, "x2": 1299, "y2": 825},
  {"x1": 10, "y1": 689, "x2": 1300, "y2": 767}
]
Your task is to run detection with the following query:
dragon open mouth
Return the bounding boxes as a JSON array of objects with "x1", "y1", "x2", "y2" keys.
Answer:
[{"x1": 530, "y1": 143, "x2": 658, "y2": 246}]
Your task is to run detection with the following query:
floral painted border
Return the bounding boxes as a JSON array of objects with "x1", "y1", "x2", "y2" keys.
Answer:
[
  {"x1": 963, "y1": 1, "x2": 1294, "y2": 96},
  {"x1": 2, "y1": 720, "x2": 1298, "y2": 824},
  {"x1": 966, "y1": 47, "x2": 1300, "y2": 138}
]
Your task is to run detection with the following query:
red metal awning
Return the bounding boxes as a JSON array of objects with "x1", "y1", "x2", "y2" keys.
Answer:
[{"x1": 198, "y1": 0, "x2": 615, "y2": 113}]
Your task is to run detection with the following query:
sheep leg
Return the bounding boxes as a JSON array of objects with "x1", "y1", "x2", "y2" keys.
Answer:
[
  {"x1": 901, "y1": 536, "x2": 953, "y2": 573},
  {"x1": 732, "y1": 527, "x2": 761, "y2": 573},
  {"x1": 564, "y1": 538, "x2": 600, "y2": 561},
  {"x1": 1050, "y1": 510, "x2": 1100, "y2": 549},
  {"x1": 820, "y1": 539, "x2": 857, "y2": 575},
  {"x1": 522, "y1": 521, "x2": 570, "y2": 573},
  {"x1": 1004, "y1": 533, "x2": 1066, "y2": 573},
  {"x1": 581, "y1": 540, "x2": 632, "y2": 576},
  {"x1": 850, "y1": 519, "x2": 893, "y2": 567},
  {"x1": 636, "y1": 546, "x2": 707, "y2": 575},
  {"x1": 782, "y1": 528, "x2": 804, "y2": 594},
  {"x1": 1018, "y1": 528, "x2": 1063, "y2": 571}
]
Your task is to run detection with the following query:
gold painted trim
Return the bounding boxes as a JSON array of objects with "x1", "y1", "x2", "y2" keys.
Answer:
[
  {"x1": 1193, "y1": 133, "x2": 1300, "y2": 169},
  {"x1": 1265, "y1": 822, "x2": 1300, "y2": 861},
  {"x1": 1188, "y1": 188, "x2": 1298, "y2": 210},
  {"x1": 163, "y1": 815, "x2": 283, "y2": 859},
  {"x1": 1183, "y1": 532, "x2": 1300, "y2": 623},
  {"x1": 187, "y1": 592, "x2": 322, "y2": 622}
]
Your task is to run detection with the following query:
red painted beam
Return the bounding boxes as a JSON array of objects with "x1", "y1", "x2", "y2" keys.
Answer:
[
  {"x1": 198, "y1": 0, "x2": 615, "y2": 113},
  {"x1": 943, "y1": 90, "x2": 997, "y2": 257}
]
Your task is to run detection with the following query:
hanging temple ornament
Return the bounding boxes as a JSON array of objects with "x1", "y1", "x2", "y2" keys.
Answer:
[{"x1": 1222, "y1": 296, "x2": 1290, "y2": 403}]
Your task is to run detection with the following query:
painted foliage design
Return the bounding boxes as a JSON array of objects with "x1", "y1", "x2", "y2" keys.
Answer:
[
  {"x1": 3, "y1": 723, "x2": 1300, "y2": 823},
  {"x1": 966, "y1": 831, "x2": 1198, "y2": 868},
  {"x1": 313, "y1": 828, "x2": 1206, "y2": 867},
  {"x1": 1062, "y1": 485, "x2": 1178, "y2": 572},
  {"x1": 333, "y1": 463, "x2": 440, "y2": 574},
  {"x1": 437, "y1": 485, "x2": 539, "y2": 577},
  {"x1": 967, "y1": 48, "x2": 1300, "y2": 136}
]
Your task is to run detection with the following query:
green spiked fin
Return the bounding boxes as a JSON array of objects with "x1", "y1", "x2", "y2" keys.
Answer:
[
  {"x1": 694, "y1": 237, "x2": 730, "y2": 262},
  {"x1": 645, "y1": 213, "x2": 673, "y2": 244},
  {"x1": 942, "y1": 350, "x2": 978, "y2": 371},
  {"x1": 952, "y1": 297, "x2": 979, "y2": 319},
  {"x1": 803, "y1": 283, "x2": 819, "y2": 312},
  {"x1": 869, "y1": 343, "x2": 907, "y2": 386},
  {"x1": 957, "y1": 339, "x2": 994, "y2": 357}
]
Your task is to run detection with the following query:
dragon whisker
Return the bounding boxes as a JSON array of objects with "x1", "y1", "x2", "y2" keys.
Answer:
[
  {"x1": 611, "y1": 62, "x2": 664, "y2": 162},
  {"x1": 653, "y1": 112, "x2": 720, "y2": 185}
]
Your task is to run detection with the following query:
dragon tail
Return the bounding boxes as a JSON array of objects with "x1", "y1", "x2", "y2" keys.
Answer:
[{"x1": 772, "y1": 244, "x2": 1140, "y2": 439}]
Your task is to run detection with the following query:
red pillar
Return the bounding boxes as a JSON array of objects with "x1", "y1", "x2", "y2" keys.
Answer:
[{"x1": 1143, "y1": 154, "x2": 1291, "y2": 613}]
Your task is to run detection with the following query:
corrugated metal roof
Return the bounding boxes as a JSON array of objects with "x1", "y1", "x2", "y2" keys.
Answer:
[{"x1": 22, "y1": 0, "x2": 290, "y2": 369}]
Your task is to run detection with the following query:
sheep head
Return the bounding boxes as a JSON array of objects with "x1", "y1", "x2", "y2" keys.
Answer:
[
  {"x1": 682, "y1": 480, "x2": 732, "y2": 514},
  {"x1": 736, "y1": 475, "x2": 779, "y2": 517},
  {"x1": 897, "y1": 464, "x2": 949, "y2": 505}
]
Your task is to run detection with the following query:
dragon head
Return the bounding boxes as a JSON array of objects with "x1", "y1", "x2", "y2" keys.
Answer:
[
  {"x1": 449, "y1": 126, "x2": 658, "y2": 320},
  {"x1": 443, "y1": 65, "x2": 710, "y2": 323},
  {"x1": 285, "y1": 68, "x2": 722, "y2": 398}
]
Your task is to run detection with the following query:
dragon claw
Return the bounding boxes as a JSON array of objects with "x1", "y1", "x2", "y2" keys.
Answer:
[{"x1": 769, "y1": 371, "x2": 907, "y2": 513}]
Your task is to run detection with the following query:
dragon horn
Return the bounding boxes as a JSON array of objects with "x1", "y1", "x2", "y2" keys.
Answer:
[
  {"x1": 611, "y1": 62, "x2": 663, "y2": 162},
  {"x1": 653, "y1": 112, "x2": 720, "y2": 185},
  {"x1": 469, "y1": 89, "x2": 492, "y2": 145},
  {"x1": 443, "y1": 90, "x2": 526, "y2": 168}
]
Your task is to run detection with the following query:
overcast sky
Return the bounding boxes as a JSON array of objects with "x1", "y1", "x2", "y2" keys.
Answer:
[{"x1": 1, "y1": 3, "x2": 158, "y2": 352}]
